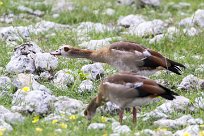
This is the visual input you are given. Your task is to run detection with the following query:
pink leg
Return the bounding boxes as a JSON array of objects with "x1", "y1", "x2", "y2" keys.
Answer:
[
  {"x1": 133, "y1": 107, "x2": 137, "y2": 123},
  {"x1": 119, "y1": 109, "x2": 124, "y2": 125}
]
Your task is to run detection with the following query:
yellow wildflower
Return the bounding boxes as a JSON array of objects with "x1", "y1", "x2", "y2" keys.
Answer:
[
  {"x1": 156, "y1": 127, "x2": 167, "y2": 131},
  {"x1": 102, "y1": 133, "x2": 108, "y2": 136},
  {"x1": 0, "y1": 128, "x2": 6, "y2": 136},
  {"x1": 59, "y1": 123, "x2": 67, "y2": 129},
  {"x1": 22, "y1": 86, "x2": 30, "y2": 92},
  {"x1": 183, "y1": 132, "x2": 191, "y2": 136},
  {"x1": 0, "y1": 1, "x2": 3, "y2": 6},
  {"x1": 32, "y1": 115, "x2": 40, "y2": 123},
  {"x1": 69, "y1": 115, "x2": 77, "y2": 120},
  {"x1": 101, "y1": 116, "x2": 107, "y2": 123},
  {"x1": 200, "y1": 124, "x2": 204, "y2": 127},
  {"x1": 199, "y1": 131, "x2": 204, "y2": 136},
  {"x1": 35, "y1": 127, "x2": 43, "y2": 132},
  {"x1": 52, "y1": 119, "x2": 58, "y2": 124}
]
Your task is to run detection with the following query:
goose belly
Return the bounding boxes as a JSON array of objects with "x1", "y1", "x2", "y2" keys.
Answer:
[{"x1": 126, "y1": 97, "x2": 153, "y2": 107}]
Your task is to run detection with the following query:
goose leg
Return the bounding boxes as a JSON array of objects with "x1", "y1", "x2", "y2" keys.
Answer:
[
  {"x1": 133, "y1": 107, "x2": 137, "y2": 123},
  {"x1": 119, "y1": 108, "x2": 124, "y2": 124}
]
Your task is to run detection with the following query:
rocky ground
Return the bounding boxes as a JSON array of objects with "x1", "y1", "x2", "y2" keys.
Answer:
[{"x1": 0, "y1": 0, "x2": 204, "y2": 136}]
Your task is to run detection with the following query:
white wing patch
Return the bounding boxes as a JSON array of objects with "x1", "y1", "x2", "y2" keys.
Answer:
[
  {"x1": 134, "y1": 82, "x2": 143, "y2": 88},
  {"x1": 143, "y1": 50, "x2": 151, "y2": 57}
]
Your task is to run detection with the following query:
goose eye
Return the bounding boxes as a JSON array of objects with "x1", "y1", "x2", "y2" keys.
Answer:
[
  {"x1": 84, "y1": 110, "x2": 87, "y2": 116},
  {"x1": 64, "y1": 47, "x2": 69, "y2": 52}
]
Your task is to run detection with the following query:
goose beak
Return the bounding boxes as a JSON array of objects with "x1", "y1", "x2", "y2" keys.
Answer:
[{"x1": 50, "y1": 50, "x2": 61, "y2": 56}]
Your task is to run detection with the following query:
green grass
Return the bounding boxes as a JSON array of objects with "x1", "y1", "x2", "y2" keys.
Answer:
[{"x1": 0, "y1": 0, "x2": 204, "y2": 135}]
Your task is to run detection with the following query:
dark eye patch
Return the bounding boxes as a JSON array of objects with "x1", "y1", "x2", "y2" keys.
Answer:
[{"x1": 64, "y1": 47, "x2": 69, "y2": 52}]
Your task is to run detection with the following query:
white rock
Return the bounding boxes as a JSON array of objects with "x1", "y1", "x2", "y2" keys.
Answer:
[
  {"x1": 81, "y1": 63, "x2": 104, "y2": 80},
  {"x1": 0, "y1": 119, "x2": 13, "y2": 131},
  {"x1": 179, "y1": 9, "x2": 204, "y2": 28},
  {"x1": 179, "y1": 17, "x2": 194, "y2": 27},
  {"x1": 0, "y1": 21, "x2": 70, "y2": 45},
  {"x1": 6, "y1": 42, "x2": 42, "y2": 73},
  {"x1": 77, "y1": 22, "x2": 113, "y2": 34},
  {"x1": 112, "y1": 123, "x2": 131, "y2": 134},
  {"x1": 154, "y1": 115, "x2": 203, "y2": 128},
  {"x1": 0, "y1": 105, "x2": 24, "y2": 126},
  {"x1": 17, "y1": 5, "x2": 33, "y2": 13},
  {"x1": 88, "y1": 123, "x2": 106, "y2": 130},
  {"x1": 0, "y1": 76, "x2": 12, "y2": 96},
  {"x1": 100, "y1": 101, "x2": 120, "y2": 115},
  {"x1": 35, "y1": 53, "x2": 58, "y2": 71},
  {"x1": 178, "y1": 74, "x2": 204, "y2": 90},
  {"x1": 149, "y1": 34, "x2": 164, "y2": 44},
  {"x1": 53, "y1": 69, "x2": 75, "y2": 89},
  {"x1": 194, "y1": 96, "x2": 204, "y2": 109},
  {"x1": 171, "y1": 2, "x2": 191, "y2": 9},
  {"x1": 78, "y1": 80, "x2": 94, "y2": 93},
  {"x1": 117, "y1": 0, "x2": 134, "y2": 5},
  {"x1": 54, "y1": 96, "x2": 84, "y2": 114},
  {"x1": 11, "y1": 89, "x2": 56, "y2": 115},
  {"x1": 183, "y1": 27, "x2": 200, "y2": 36},
  {"x1": 39, "y1": 71, "x2": 53, "y2": 80},
  {"x1": 167, "y1": 26, "x2": 180, "y2": 35},
  {"x1": 143, "y1": 96, "x2": 190, "y2": 120},
  {"x1": 45, "y1": 0, "x2": 75, "y2": 12},
  {"x1": 103, "y1": 8, "x2": 115, "y2": 16},
  {"x1": 141, "y1": 0, "x2": 161, "y2": 7},
  {"x1": 128, "y1": 19, "x2": 166, "y2": 37},
  {"x1": 174, "y1": 125, "x2": 199, "y2": 136},
  {"x1": 136, "y1": 129, "x2": 173, "y2": 136},
  {"x1": 193, "y1": 9, "x2": 204, "y2": 28},
  {"x1": 43, "y1": 113, "x2": 67, "y2": 122},
  {"x1": 118, "y1": 14, "x2": 145, "y2": 27},
  {"x1": 79, "y1": 39, "x2": 111, "y2": 50},
  {"x1": 13, "y1": 73, "x2": 51, "y2": 93}
]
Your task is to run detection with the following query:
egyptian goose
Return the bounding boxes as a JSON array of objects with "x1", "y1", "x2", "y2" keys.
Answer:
[
  {"x1": 84, "y1": 73, "x2": 178, "y2": 124},
  {"x1": 50, "y1": 42, "x2": 185, "y2": 76}
]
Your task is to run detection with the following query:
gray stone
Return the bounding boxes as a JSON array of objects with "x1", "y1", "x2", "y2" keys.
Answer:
[
  {"x1": 39, "y1": 71, "x2": 53, "y2": 80},
  {"x1": 99, "y1": 101, "x2": 120, "y2": 115},
  {"x1": 0, "y1": 76, "x2": 12, "y2": 96},
  {"x1": 13, "y1": 73, "x2": 51, "y2": 93},
  {"x1": 194, "y1": 9, "x2": 204, "y2": 28},
  {"x1": 136, "y1": 129, "x2": 173, "y2": 136},
  {"x1": 117, "y1": 0, "x2": 134, "y2": 6},
  {"x1": 118, "y1": 14, "x2": 145, "y2": 27},
  {"x1": 183, "y1": 27, "x2": 200, "y2": 36},
  {"x1": 88, "y1": 123, "x2": 106, "y2": 130},
  {"x1": 143, "y1": 96, "x2": 190, "y2": 120},
  {"x1": 76, "y1": 22, "x2": 113, "y2": 34},
  {"x1": 179, "y1": 17, "x2": 194, "y2": 27},
  {"x1": 154, "y1": 115, "x2": 203, "y2": 128},
  {"x1": 35, "y1": 53, "x2": 58, "y2": 71},
  {"x1": 79, "y1": 38, "x2": 111, "y2": 50},
  {"x1": 178, "y1": 74, "x2": 204, "y2": 90},
  {"x1": 174, "y1": 125, "x2": 199, "y2": 136},
  {"x1": 0, "y1": 119, "x2": 13, "y2": 131},
  {"x1": 128, "y1": 19, "x2": 166, "y2": 37},
  {"x1": 140, "y1": 0, "x2": 161, "y2": 7},
  {"x1": 194, "y1": 96, "x2": 204, "y2": 109},
  {"x1": 53, "y1": 69, "x2": 75, "y2": 89},
  {"x1": 81, "y1": 63, "x2": 104, "y2": 80},
  {"x1": 54, "y1": 96, "x2": 84, "y2": 114},
  {"x1": 11, "y1": 89, "x2": 56, "y2": 115},
  {"x1": 6, "y1": 42, "x2": 42, "y2": 74},
  {"x1": 112, "y1": 122, "x2": 131, "y2": 134},
  {"x1": 103, "y1": 8, "x2": 115, "y2": 16},
  {"x1": 45, "y1": 0, "x2": 75, "y2": 13},
  {"x1": 43, "y1": 113, "x2": 67, "y2": 122},
  {"x1": 149, "y1": 34, "x2": 164, "y2": 44},
  {"x1": 78, "y1": 80, "x2": 94, "y2": 93},
  {"x1": 0, "y1": 105, "x2": 24, "y2": 127}
]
